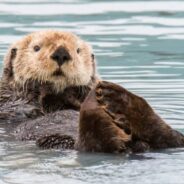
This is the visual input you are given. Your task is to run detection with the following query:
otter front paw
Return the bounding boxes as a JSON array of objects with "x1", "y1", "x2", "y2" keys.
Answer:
[
  {"x1": 79, "y1": 106, "x2": 131, "y2": 153},
  {"x1": 36, "y1": 134, "x2": 75, "y2": 149},
  {"x1": 96, "y1": 81, "x2": 129, "y2": 117},
  {"x1": 95, "y1": 81, "x2": 151, "y2": 121},
  {"x1": 95, "y1": 81, "x2": 131, "y2": 133}
]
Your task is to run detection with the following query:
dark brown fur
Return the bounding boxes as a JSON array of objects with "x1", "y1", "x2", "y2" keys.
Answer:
[
  {"x1": 76, "y1": 90, "x2": 130, "y2": 153},
  {"x1": 77, "y1": 81, "x2": 184, "y2": 153}
]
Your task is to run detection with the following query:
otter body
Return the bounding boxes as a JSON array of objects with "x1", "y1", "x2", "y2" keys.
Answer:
[{"x1": 1, "y1": 30, "x2": 184, "y2": 153}]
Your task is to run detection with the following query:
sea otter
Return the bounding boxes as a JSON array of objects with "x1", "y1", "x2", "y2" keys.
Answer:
[
  {"x1": 0, "y1": 30, "x2": 98, "y2": 143},
  {"x1": 1, "y1": 31, "x2": 184, "y2": 153}
]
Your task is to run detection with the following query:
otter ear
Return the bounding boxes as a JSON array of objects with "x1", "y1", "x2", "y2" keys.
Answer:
[
  {"x1": 2, "y1": 47, "x2": 17, "y2": 80},
  {"x1": 90, "y1": 53, "x2": 99, "y2": 83},
  {"x1": 91, "y1": 53, "x2": 95, "y2": 61}
]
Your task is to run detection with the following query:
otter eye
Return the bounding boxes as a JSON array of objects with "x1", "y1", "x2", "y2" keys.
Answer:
[
  {"x1": 77, "y1": 48, "x2": 81, "y2": 54},
  {"x1": 34, "y1": 45, "x2": 40, "y2": 52}
]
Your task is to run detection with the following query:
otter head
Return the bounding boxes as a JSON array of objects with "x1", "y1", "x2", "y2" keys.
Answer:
[{"x1": 2, "y1": 30, "x2": 97, "y2": 92}]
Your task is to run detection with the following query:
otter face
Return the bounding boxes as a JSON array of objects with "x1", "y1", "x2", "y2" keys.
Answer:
[{"x1": 3, "y1": 30, "x2": 96, "y2": 92}]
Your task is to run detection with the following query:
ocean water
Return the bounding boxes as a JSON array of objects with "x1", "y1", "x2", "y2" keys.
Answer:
[{"x1": 1, "y1": 0, "x2": 184, "y2": 183}]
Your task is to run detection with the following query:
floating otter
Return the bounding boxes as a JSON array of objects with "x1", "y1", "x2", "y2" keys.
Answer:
[
  {"x1": 1, "y1": 31, "x2": 184, "y2": 153},
  {"x1": 0, "y1": 30, "x2": 98, "y2": 142}
]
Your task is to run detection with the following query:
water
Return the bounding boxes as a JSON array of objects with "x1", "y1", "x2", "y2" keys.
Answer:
[{"x1": 1, "y1": 0, "x2": 184, "y2": 183}]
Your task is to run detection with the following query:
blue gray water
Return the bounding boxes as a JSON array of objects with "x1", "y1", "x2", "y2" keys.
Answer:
[{"x1": 1, "y1": 0, "x2": 184, "y2": 183}]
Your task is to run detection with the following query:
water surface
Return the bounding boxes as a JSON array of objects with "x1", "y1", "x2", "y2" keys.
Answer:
[{"x1": 0, "y1": 0, "x2": 184, "y2": 183}]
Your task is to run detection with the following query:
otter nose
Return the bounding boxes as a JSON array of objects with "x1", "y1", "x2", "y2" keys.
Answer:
[{"x1": 51, "y1": 47, "x2": 71, "y2": 66}]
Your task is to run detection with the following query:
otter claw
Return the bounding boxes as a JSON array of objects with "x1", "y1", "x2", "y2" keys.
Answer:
[
  {"x1": 95, "y1": 87, "x2": 103, "y2": 96},
  {"x1": 96, "y1": 95, "x2": 104, "y2": 104},
  {"x1": 97, "y1": 81, "x2": 111, "y2": 89}
]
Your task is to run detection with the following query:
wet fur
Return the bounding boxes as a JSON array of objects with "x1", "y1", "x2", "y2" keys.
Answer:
[
  {"x1": 1, "y1": 30, "x2": 183, "y2": 153},
  {"x1": 78, "y1": 81, "x2": 184, "y2": 153}
]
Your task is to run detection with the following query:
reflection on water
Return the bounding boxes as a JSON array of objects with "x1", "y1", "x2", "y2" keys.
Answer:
[{"x1": 1, "y1": 0, "x2": 184, "y2": 183}]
